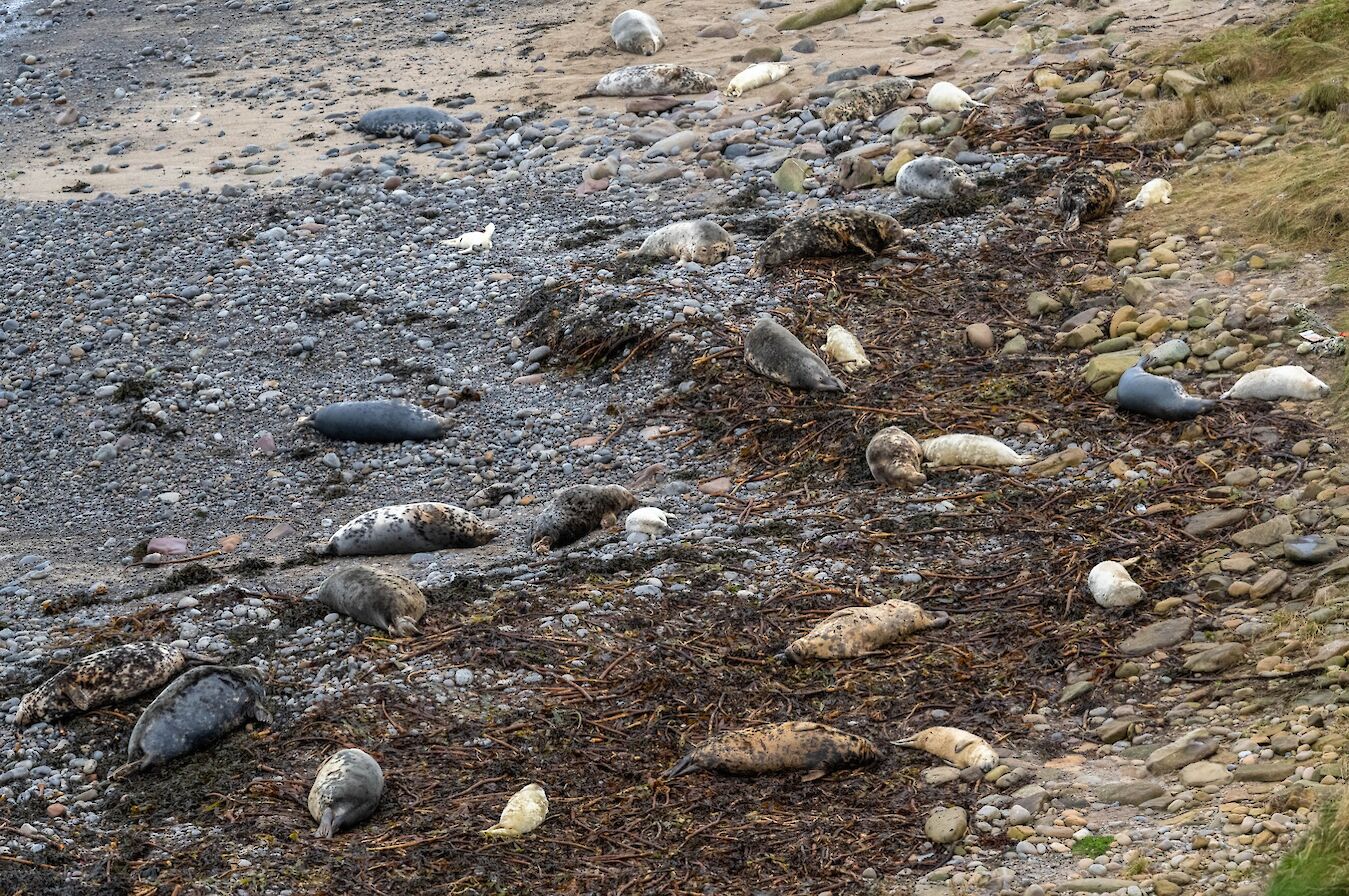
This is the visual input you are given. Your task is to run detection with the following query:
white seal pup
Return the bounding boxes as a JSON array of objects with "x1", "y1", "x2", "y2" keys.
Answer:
[
  {"x1": 482, "y1": 783, "x2": 549, "y2": 837},
  {"x1": 1116, "y1": 357, "x2": 1216, "y2": 420},
  {"x1": 820, "y1": 325, "x2": 870, "y2": 372},
  {"x1": 1221, "y1": 366, "x2": 1330, "y2": 401},
  {"x1": 1088, "y1": 560, "x2": 1145, "y2": 608},
  {"x1": 316, "y1": 566, "x2": 427, "y2": 637},
  {"x1": 725, "y1": 62, "x2": 791, "y2": 98},
  {"x1": 666, "y1": 722, "x2": 880, "y2": 781},
  {"x1": 633, "y1": 220, "x2": 734, "y2": 265},
  {"x1": 299, "y1": 400, "x2": 448, "y2": 443},
  {"x1": 896, "y1": 156, "x2": 977, "y2": 200},
  {"x1": 1125, "y1": 177, "x2": 1173, "y2": 209},
  {"x1": 309, "y1": 748, "x2": 384, "y2": 838},
  {"x1": 587, "y1": 64, "x2": 717, "y2": 97},
  {"x1": 779, "y1": 599, "x2": 948, "y2": 663},
  {"x1": 111, "y1": 665, "x2": 271, "y2": 779},
  {"x1": 611, "y1": 9, "x2": 664, "y2": 56},
  {"x1": 745, "y1": 316, "x2": 844, "y2": 392},
  {"x1": 867, "y1": 426, "x2": 926, "y2": 488},
  {"x1": 925, "y1": 81, "x2": 986, "y2": 112},
  {"x1": 921, "y1": 434, "x2": 1033, "y2": 467},
  {"x1": 16, "y1": 643, "x2": 220, "y2": 728},
  {"x1": 321, "y1": 503, "x2": 498, "y2": 556},
  {"x1": 530, "y1": 484, "x2": 638, "y2": 553},
  {"x1": 895, "y1": 726, "x2": 998, "y2": 771},
  {"x1": 442, "y1": 223, "x2": 494, "y2": 255},
  {"x1": 625, "y1": 506, "x2": 670, "y2": 536}
]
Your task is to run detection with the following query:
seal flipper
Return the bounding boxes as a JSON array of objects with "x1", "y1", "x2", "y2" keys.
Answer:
[
  {"x1": 800, "y1": 767, "x2": 827, "y2": 782},
  {"x1": 315, "y1": 806, "x2": 338, "y2": 839},
  {"x1": 64, "y1": 683, "x2": 93, "y2": 711},
  {"x1": 390, "y1": 617, "x2": 421, "y2": 638},
  {"x1": 664, "y1": 754, "x2": 700, "y2": 778},
  {"x1": 181, "y1": 650, "x2": 223, "y2": 666},
  {"x1": 250, "y1": 699, "x2": 275, "y2": 726},
  {"x1": 109, "y1": 754, "x2": 154, "y2": 780}
]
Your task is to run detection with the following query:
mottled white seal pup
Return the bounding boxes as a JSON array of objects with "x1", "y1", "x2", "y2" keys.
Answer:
[
  {"x1": 587, "y1": 64, "x2": 717, "y2": 97},
  {"x1": 317, "y1": 566, "x2": 427, "y2": 637},
  {"x1": 111, "y1": 665, "x2": 271, "y2": 779},
  {"x1": 309, "y1": 748, "x2": 385, "y2": 838},
  {"x1": 482, "y1": 783, "x2": 549, "y2": 837},
  {"x1": 780, "y1": 599, "x2": 948, "y2": 662},
  {"x1": 1059, "y1": 169, "x2": 1119, "y2": 232},
  {"x1": 16, "y1": 643, "x2": 220, "y2": 728},
  {"x1": 1221, "y1": 366, "x2": 1330, "y2": 401},
  {"x1": 745, "y1": 317, "x2": 844, "y2": 392},
  {"x1": 611, "y1": 10, "x2": 664, "y2": 56},
  {"x1": 896, "y1": 156, "x2": 977, "y2": 200},
  {"x1": 895, "y1": 726, "x2": 998, "y2": 771},
  {"x1": 321, "y1": 503, "x2": 498, "y2": 556},
  {"x1": 867, "y1": 426, "x2": 926, "y2": 488},
  {"x1": 666, "y1": 722, "x2": 880, "y2": 781},
  {"x1": 299, "y1": 400, "x2": 448, "y2": 443},
  {"x1": 530, "y1": 484, "x2": 637, "y2": 553},
  {"x1": 633, "y1": 220, "x2": 734, "y2": 265}
]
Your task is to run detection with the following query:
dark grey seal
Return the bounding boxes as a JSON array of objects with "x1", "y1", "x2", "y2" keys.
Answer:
[
  {"x1": 745, "y1": 316, "x2": 844, "y2": 392},
  {"x1": 356, "y1": 106, "x2": 469, "y2": 140},
  {"x1": 300, "y1": 400, "x2": 447, "y2": 443},
  {"x1": 111, "y1": 665, "x2": 271, "y2": 778},
  {"x1": 1116, "y1": 357, "x2": 1217, "y2": 420},
  {"x1": 529, "y1": 484, "x2": 637, "y2": 553}
]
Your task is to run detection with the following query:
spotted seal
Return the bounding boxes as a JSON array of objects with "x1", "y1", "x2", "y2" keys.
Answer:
[
  {"x1": 357, "y1": 106, "x2": 469, "y2": 140},
  {"x1": 611, "y1": 9, "x2": 664, "y2": 56},
  {"x1": 895, "y1": 725, "x2": 998, "y2": 771},
  {"x1": 896, "y1": 156, "x2": 976, "y2": 200},
  {"x1": 316, "y1": 566, "x2": 427, "y2": 637},
  {"x1": 1116, "y1": 357, "x2": 1216, "y2": 420},
  {"x1": 1058, "y1": 168, "x2": 1119, "y2": 232},
  {"x1": 586, "y1": 64, "x2": 717, "y2": 98},
  {"x1": 745, "y1": 316, "x2": 844, "y2": 392},
  {"x1": 299, "y1": 401, "x2": 448, "y2": 444},
  {"x1": 779, "y1": 599, "x2": 948, "y2": 663},
  {"x1": 16, "y1": 643, "x2": 220, "y2": 728},
  {"x1": 309, "y1": 748, "x2": 384, "y2": 838},
  {"x1": 866, "y1": 426, "x2": 926, "y2": 488},
  {"x1": 666, "y1": 721, "x2": 880, "y2": 780},
  {"x1": 529, "y1": 484, "x2": 637, "y2": 553},
  {"x1": 750, "y1": 208, "x2": 902, "y2": 275},
  {"x1": 111, "y1": 665, "x2": 271, "y2": 779},
  {"x1": 321, "y1": 503, "x2": 498, "y2": 556},
  {"x1": 632, "y1": 220, "x2": 734, "y2": 264},
  {"x1": 820, "y1": 77, "x2": 915, "y2": 126}
]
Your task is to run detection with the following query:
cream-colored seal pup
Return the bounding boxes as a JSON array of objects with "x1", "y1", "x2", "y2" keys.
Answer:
[
  {"x1": 1088, "y1": 560, "x2": 1145, "y2": 608},
  {"x1": 820, "y1": 325, "x2": 870, "y2": 372},
  {"x1": 309, "y1": 748, "x2": 385, "y2": 837},
  {"x1": 780, "y1": 599, "x2": 948, "y2": 662},
  {"x1": 725, "y1": 62, "x2": 791, "y2": 98},
  {"x1": 1125, "y1": 177, "x2": 1173, "y2": 209},
  {"x1": 921, "y1": 434, "x2": 1034, "y2": 467},
  {"x1": 442, "y1": 223, "x2": 494, "y2": 255},
  {"x1": 611, "y1": 10, "x2": 664, "y2": 56},
  {"x1": 1221, "y1": 366, "x2": 1330, "y2": 401},
  {"x1": 482, "y1": 784, "x2": 549, "y2": 837},
  {"x1": 895, "y1": 726, "x2": 999, "y2": 771},
  {"x1": 925, "y1": 81, "x2": 986, "y2": 112}
]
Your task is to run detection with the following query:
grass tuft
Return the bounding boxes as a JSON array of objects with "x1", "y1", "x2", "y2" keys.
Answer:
[
  {"x1": 1268, "y1": 794, "x2": 1349, "y2": 896},
  {"x1": 1070, "y1": 835, "x2": 1114, "y2": 858}
]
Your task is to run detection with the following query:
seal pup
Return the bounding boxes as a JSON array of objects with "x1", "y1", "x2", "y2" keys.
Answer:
[
  {"x1": 357, "y1": 106, "x2": 469, "y2": 140},
  {"x1": 1221, "y1": 366, "x2": 1330, "y2": 401},
  {"x1": 1058, "y1": 168, "x2": 1119, "y2": 232},
  {"x1": 442, "y1": 223, "x2": 494, "y2": 255},
  {"x1": 925, "y1": 81, "x2": 986, "y2": 112},
  {"x1": 321, "y1": 503, "x2": 498, "y2": 556},
  {"x1": 920, "y1": 434, "x2": 1033, "y2": 467},
  {"x1": 895, "y1": 726, "x2": 998, "y2": 771},
  {"x1": 866, "y1": 426, "x2": 926, "y2": 488},
  {"x1": 16, "y1": 643, "x2": 220, "y2": 728},
  {"x1": 779, "y1": 599, "x2": 948, "y2": 663},
  {"x1": 750, "y1": 208, "x2": 903, "y2": 275},
  {"x1": 665, "y1": 721, "x2": 880, "y2": 781},
  {"x1": 611, "y1": 9, "x2": 664, "y2": 56},
  {"x1": 725, "y1": 62, "x2": 791, "y2": 98},
  {"x1": 1125, "y1": 177, "x2": 1173, "y2": 209},
  {"x1": 530, "y1": 484, "x2": 637, "y2": 553},
  {"x1": 632, "y1": 220, "x2": 734, "y2": 265},
  {"x1": 625, "y1": 506, "x2": 670, "y2": 536},
  {"x1": 299, "y1": 401, "x2": 447, "y2": 444},
  {"x1": 587, "y1": 64, "x2": 717, "y2": 98},
  {"x1": 316, "y1": 566, "x2": 427, "y2": 637},
  {"x1": 1116, "y1": 357, "x2": 1216, "y2": 420},
  {"x1": 111, "y1": 665, "x2": 271, "y2": 779},
  {"x1": 745, "y1": 316, "x2": 844, "y2": 392},
  {"x1": 820, "y1": 325, "x2": 870, "y2": 372},
  {"x1": 309, "y1": 748, "x2": 384, "y2": 838},
  {"x1": 1088, "y1": 559, "x2": 1144, "y2": 608},
  {"x1": 482, "y1": 783, "x2": 549, "y2": 837},
  {"x1": 896, "y1": 156, "x2": 977, "y2": 200},
  {"x1": 820, "y1": 77, "x2": 915, "y2": 126}
]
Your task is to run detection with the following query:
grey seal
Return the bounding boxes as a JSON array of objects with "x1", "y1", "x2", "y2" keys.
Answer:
[
  {"x1": 896, "y1": 156, "x2": 976, "y2": 200},
  {"x1": 356, "y1": 106, "x2": 469, "y2": 140},
  {"x1": 16, "y1": 643, "x2": 220, "y2": 728},
  {"x1": 587, "y1": 64, "x2": 717, "y2": 97},
  {"x1": 316, "y1": 565, "x2": 427, "y2": 637},
  {"x1": 820, "y1": 77, "x2": 915, "y2": 126},
  {"x1": 529, "y1": 484, "x2": 637, "y2": 553},
  {"x1": 309, "y1": 748, "x2": 385, "y2": 838},
  {"x1": 1116, "y1": 357, "x2": 1217, "y2": 420},
  {"x1": 633, "y1": 220, "x2": 734, "y2": 264},
  {"x1": 611, "y1": 10, "x2": 664, "y2": 56},
  {"x1": 299, "y1": 400, "x2": 448, "y2": 443},
  {"x1": 749, "y1": 208, "x2": 902, "y2": 276},
  {"x1": 1058, "y1": 168, "x2": 1119, "y2": 232},
  {"x1": 866, "y1": 426, "x2": 926, "y2": 488},
  {"x1": 745, "y1": 316, "x2": 844, "y2": 392},
  {"x1": 111, "y1": 665, "x2": 271, "y2": 779},
  {"x1": 321, "y1": 502, "x2": 499, "y2": 556}
]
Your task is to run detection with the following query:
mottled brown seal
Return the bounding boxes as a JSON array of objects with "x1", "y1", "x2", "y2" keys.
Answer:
[
  {"x1": 780, "y1": 599, "x2": 948, "y2": 663},
  {"x1": 586, "y1": 64, "x2": 717, "y2": 98},
  {"x1": 316, "y1": 566, "x2": 427, "y2": 637},
  {"x1": 820, "y1": 77, "x2": 915, "y2": 126},
  {"x1": 866, "y1": 426, "x2": 926, "y2": 488},
  {"x1": 309, "y1": 748, "x2": 385, "y2": 838},
  {"x1": 1058, "y1": 168, "x2": 1119, "y2": 232},
  {"x1": 749, "y1": 208, "x2": 902, "y2": 275},
  {"x1": 529, "y1": 484, "x2": 637, "y2": 553},
  {"x1": 321, "y1": 502, "x2": 498, "y2": 556},
  {"x1": 745, "y1": 316, "x2": 844, "y2": 392},
  {"x1": 666, "y1": 721, "x2": 880, "y2": 780}
]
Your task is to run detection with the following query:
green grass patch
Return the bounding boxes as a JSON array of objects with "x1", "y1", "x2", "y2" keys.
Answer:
[
  {"x1": 1268, "y1": 796, "x2": 1349, "y2": 896},
  {"x1": 1070, "y1": 835, "x2": 1114, "y2": 858}
]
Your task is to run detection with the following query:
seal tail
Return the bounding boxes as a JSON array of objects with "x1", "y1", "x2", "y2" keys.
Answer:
[
  {"x1": 663, "y1": 754, "x2": 700, "y2": 778},
  {"x1": 109, "y1": 755, "x2": 152, "y2": 781},
  {"x1": 481, "y1": 824, "x2": 521, "y2": 838},
  {"x1": 315, "y1": 807, "x2": 337, "y2": 839},
  {"x1": 927, "y1": 612, "x2": 951, "y2": 630},
  {"x1": 181, "y1": 650, "x2": 223, "y2": 666}
]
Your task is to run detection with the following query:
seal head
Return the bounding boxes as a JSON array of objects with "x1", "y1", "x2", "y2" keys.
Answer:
[{"x1": 866, "y1": 426, "x2": 926, "y2": 488}]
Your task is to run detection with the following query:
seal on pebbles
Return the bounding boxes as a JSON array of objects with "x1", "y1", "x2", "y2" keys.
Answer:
[
  {"x1": 745, "y1": 316, "x2": 844, "y2": 392},
  {"x1": 895, "y1": 726, "x2": 998, "y2": 771},
  {"x1": 299, "y1": 400, "x2": 448, "y2": 444},
  {"x1": 1058, "y1": 168, "x2": 1119, "y2": 232},
  {"x1": 357, "y1": 106, "x2": 468, "y2": 140},
  {"x1": 111, "y1": 665, "x2": 271, "y2": 779},
  {"x1": 1116, "y1": 357, "x2": 1216, "y2": 420},
  {"x1": 586, "y1": 64, "x2": 716, "y2": 97},
  {"x1": 750, "y1": 208, "x2": 903, "y2": 275},
  {"x1": 820, "y1": 77, "x2": 915, "y2": 126},
  {"x1": 633, "y1": 220, "x2": 734, "y2": 264},
  {"x1": 666, "y1": 722, "x2": 880, "y2": 780},
  {"x1": 780, "y1": 599, "x2": 948, "y2": 663},
  {"x1": 321, "y1": 503, "x2": 498, "y2": 556},
  {"x1": 896, "y1": 156, "x2": 976, "y2": 200},
  {"x1": 725, "y1": 62, "x2": 791, "y2": 98},
  {"x1": 1221, "y1": 366, "x2": 1330, "y2": 401},
  {"x1": 611, "y1": 9, "x2": 664, "y2": 56},
  {"x1": 309, "y1": 748, "x2": 384, "y2": 838},
  {"x1": 866, "y1": 426, "x2": 926, "y2": 488},
  {"x1": 16, "y1": 642, "x2": 220, "y2": 728},
  {"x1": 530, "y1": 484, "x2": 637, "y2": 553},
  {"x1": 317, "y1": 566, "x2": 427, "y2": 637},
  {"x1": 921, "y1": 434, "x2": 1033, "y2": 467}
]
